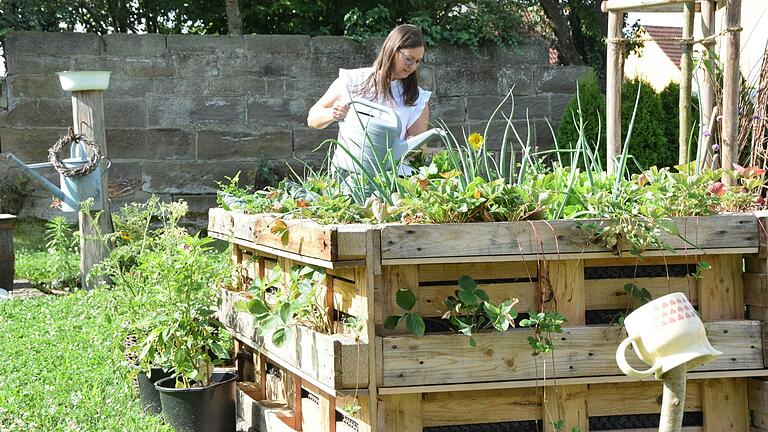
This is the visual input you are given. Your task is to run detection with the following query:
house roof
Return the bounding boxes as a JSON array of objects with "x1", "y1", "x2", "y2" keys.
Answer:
[{"x1": 643, "y1": 26, "x2": 683, "y2": 69}]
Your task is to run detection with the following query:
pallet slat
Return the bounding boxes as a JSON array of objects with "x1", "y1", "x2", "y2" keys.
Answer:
[{"x1": 381, "y1": 321, "x2": 764, "y2": 387}]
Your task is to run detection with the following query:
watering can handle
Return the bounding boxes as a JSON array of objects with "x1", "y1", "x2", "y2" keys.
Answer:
[{"x1": 345, "y1": 98, "x2": 395, "y2": 116}]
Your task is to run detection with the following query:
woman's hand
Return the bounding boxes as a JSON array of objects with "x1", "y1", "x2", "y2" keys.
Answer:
[{"x1": 331, "y1": 101, "x2": 349, "y2": 122}]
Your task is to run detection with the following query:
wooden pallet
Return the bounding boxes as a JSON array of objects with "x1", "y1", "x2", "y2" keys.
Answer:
[{"x1": 211, "y1": 210, "x2": 766, "y2": 432}]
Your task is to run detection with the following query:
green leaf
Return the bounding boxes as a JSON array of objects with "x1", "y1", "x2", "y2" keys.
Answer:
[
  {"x1": 278, "y1": 303, "x2": 291, "y2": 324},
  {"x1": 457, "y1": 289, "x2": 479, "y2": 306},
  {"x1": 468, "y1": 336, "x2": 477, "y2": 347},
  {"x1": 247, "y1": 299, "x2": 270, "y2": 316},
  {"x1": 458, "y1": 275, "x2": 477, "y2": 291},
  {"x1": 272, "y1": 327, "x2": 288, "y2": 346},
  {"x1": 384, "y1": 315, "x2": 401, "y2": 330},
  {"x1": 396, "y1": 289, "x2": 416, "y2": 311},
  {"x1": 475, "y1": 289, "x2": 490, "y2": 302},
  {"x1": 405, "y1": 313, "x2": 425, "y2": 336},
  {"x1": 658, "y1": 218, "x2": 679, "y2": 235}
]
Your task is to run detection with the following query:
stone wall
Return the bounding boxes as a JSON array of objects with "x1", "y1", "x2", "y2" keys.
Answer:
[{"x1": 0, "y1": 31, "x2": 589, "y2": 220}]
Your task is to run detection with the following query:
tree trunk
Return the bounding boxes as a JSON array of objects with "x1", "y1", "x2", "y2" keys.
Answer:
[
  {"x1": 539, "y1": 0, "x2": 585, "y2": 65},
  {"x1": 225, "y1": 0, "x2": 244, "y2": 35}
]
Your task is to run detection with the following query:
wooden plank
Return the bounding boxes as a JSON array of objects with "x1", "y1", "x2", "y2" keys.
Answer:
[
  {"x1": 331, "y1": 277, "x2": 367, "y2": 319},
  {"x1": 219, "y1": 289, "x2": 368, "y2": 391},
  {"x1": 335, "y1": 395, "x2": 371, "y2": 432},
  {"x1": 745, "y1": 273, "x2": 768, "y2": 307},
  {"x1": 381, "y1": 394, "x2": 421, "y2": 432},
  {"x1": 422, "y1": 388, "x2": 540, "y2": 426},
  {"x1": 588, "y1": 381, "x2": 702, "y2": 416},
  {"x1": 752, "y1": 306, "x2": 768, "y2": 321},
  {"x1": 381, "y1": 248, "x2": 757, "y2": 266},
  {"x1": 750, "y1": 378, "x2": 768, "y2": 413},
  {"x1": 746, "y1": 256, "x2": 768, "y2": 274},
  {"x1": 419, "y1": 281, "x2": 536, "y2": 318},
  {"x1": 418, "y1": 262, "x2": 536, "y2": 282},
  {"x1": 546, "y1": 259, "x2": 585, "y2": 324},
  {"x1": 377, "y1": 369, "x2": 768, "y2": 395},
  {"x1": 380, "y1": 265, "x2": 419, "y2": 334},
  {"x1": 236, "y1": 384, "x2": 297, "y2": 432},
  {"x1": 586, "y1": 277, "x2": 697, "y2": 310},
  {"x1": 379, "y1": 215, "x2": 758, "y2": 261},
  {"x1": 702, "y1": 378, "x2": 749, "y2": 431},
  {"x1": 364, "y1": 229, "x2": 381, "y2": 432},
  {"x1": 699, "y1": 254, "x2": 745, "y2": 320},
  {"x1": 380, "y1": 321, "x2": 763, "y2": 387},
  {"x1": 542, "y1": 384, "x2": 588, "y2": 432}
]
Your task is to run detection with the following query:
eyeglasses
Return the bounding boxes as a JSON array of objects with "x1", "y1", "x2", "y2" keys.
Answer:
[{"x1": 398, "y1": 50, "x2": 424, "y2": 67}]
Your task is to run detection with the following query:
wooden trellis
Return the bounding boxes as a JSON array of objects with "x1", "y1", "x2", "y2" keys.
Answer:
[{"x1": 601, "y1": 0, "x2": 741, "y2": 185}]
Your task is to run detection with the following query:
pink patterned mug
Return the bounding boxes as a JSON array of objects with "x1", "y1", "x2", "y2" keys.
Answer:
[{"x1": 615, "y1": 292, "x2": 722, "y2": 379}]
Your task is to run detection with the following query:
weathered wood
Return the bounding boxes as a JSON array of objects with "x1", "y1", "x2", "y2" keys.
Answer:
[
  {"x1": 720, "y1": 0, "x2": 742, "y2": 186},
  {"x1": 749, "y1": 377, "x2": 768, "y2": 412},
  {"x1": 699, "y1": 254, "x2": 744, "y2": 320},
  {"x1": 659, "y1": 365, "x2": 687, "y2": 432},
  {"x1": 606, "y1": 10, "x2": 624, "y2": 175},
  {"x1": 219, "y1": 289, "x2": 368, "y2": 391},
  {"x1": 546, "y1": 259, "x2": 585, "y2": 324},
  {"x1": 745, "y1": 273, "x2": 768, "y2": 307},
  {"x1": 542, "y1": 384, "x2": 588, "y2": 432},
  {"x1": 679, "y1": 1, "x2": 695, "y2": 165},
  {"x1": 379, "y1": 215, "x2": 758, "y2": 261},
  {"x1": 236, "y1": 384, "x2": 297, "y2": 432},
  {"x1": 700, "y1": 0, "x2": 717, "y2": 169},
  {"x1": 419, "y1": 281, "x2": 536, "y2": 318},
  {"x1": 422, "y1": 388, "x2": 540, "y2": 426},
  {"x1": 363, "y1": 229, "x2": 381, "y2": 432},
  {"x1": 207, "y1": 208, "x2": 367, "y2": 262},
  {"x1": 702, "y1": 378, "x2": 749, "y2": 431},
  {"x1": 418, "y1": 262, "x2": 536, "y2": 282},
  {"x1": 586, "y1": 277, "x2": 697, "y2": 310},
  {"x1": 72, "y1": 91, "x2": 113, "y2": 290},
  {"x1": 601, "y1": 0, "x2": 700, "y2": 11},
  {"x1": 381, "y1": 321, "x2": 763, "y2": 387},
  {"x1": 380, "y1": 265, "x2": 419, "y2": 334},
  {"x1": 381, "y1": 394, "x2": 421, "y2": 432},
  {"x1": 0, "y1": 214, "x2": 15, "y2": 290},
  {"x1": 588, "y1": 381, "x2": 702, "y2": 415}
]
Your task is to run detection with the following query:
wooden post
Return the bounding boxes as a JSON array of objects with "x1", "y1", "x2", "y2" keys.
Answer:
[
  {"x1": 543, "y1": 260, "x2": 588, "y2": 432},
  {"x1": 606, "y1": 11, "x2": 624, "y2": 175},
  {"x1": 0, "y1": 215, "x2": 16, "y2": 291},
  {"x1": 721, "y1": 0, "x2": 742, "y2": 185},
  {"x1": 698, "y1": 253, "x2": 749, "y2": 431},
  {"x1": 71, "y1": 90, "x2": 113, "y2": 289},
  {"x1": 700, "y1": 0, "x2": 717, "y2": 167},
  {"x1": 364, "y1": 229, "x2": 381, "y2": 432},
  {"x1": 679, "y1": 2, "x2": 695, "y2": 164}
]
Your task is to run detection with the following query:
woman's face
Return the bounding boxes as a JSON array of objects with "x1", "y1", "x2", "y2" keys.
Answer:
[{"x1": 390, "y1": 46, "x2": 425, "y2": 80}]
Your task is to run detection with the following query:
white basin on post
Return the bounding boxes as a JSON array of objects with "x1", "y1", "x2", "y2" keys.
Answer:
[{"x1": 56, "y1": 71, "x2": 111, "y2": 91}]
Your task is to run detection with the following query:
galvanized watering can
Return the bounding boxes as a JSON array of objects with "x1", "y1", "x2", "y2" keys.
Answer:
[
  {"x1": 332, "y1": 98, "x2": 446, "y2": 173},
  {"x1": 6, "y1": 132, "x2": 109, "y2": 212}
]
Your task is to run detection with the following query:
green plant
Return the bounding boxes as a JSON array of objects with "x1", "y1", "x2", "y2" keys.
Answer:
[
  {"x1": 519, "y1": 311, "x2": 566, "y2": 356},
  {"x1": 382, "y1": 288, "x2": 425, "y2": 336},
  {"x1": 15, "y1": 216, "x2": 80, "y2": 291},
  {"x1": 236, "y1": 264, "x2": 331, "y2": 346}
]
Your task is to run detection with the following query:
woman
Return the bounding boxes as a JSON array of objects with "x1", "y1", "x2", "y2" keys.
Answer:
[{"x1": 307, "y1": 24, "x2": 431, "y2": 171}]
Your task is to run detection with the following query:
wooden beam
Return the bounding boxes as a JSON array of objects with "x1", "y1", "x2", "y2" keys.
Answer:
[
  {"x1": 381, "y1": 394, "x2": 422, "y2": 432},
  {"x1": 679, "y1": 1, "x2": 695, "y2": 165},
  {"x1": 721, "y1": 0, "x2": 742, "y2": 185},
  {"x1": 602, "y1": 0, "x2": 699, "y2": 11},
  {"x1": 699, "y1": 254, "x2": 745, "y2": 320},
  {"x1": 606, "y1": 11, "x2": 624, "y2": 175},
  {"x1": 72, "y1": 90, "x2": 113, "y2": 289},
  {"x1": 702, "y1": 378, "x2": 749, "y2": 431},
  {"x1": 364, "y1": 229, "x2": 381, "y2": 432}
]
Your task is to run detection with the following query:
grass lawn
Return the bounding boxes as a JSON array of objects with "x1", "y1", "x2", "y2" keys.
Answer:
[{"x1": 0, "y1": 288, "x2": 173, "y2": 432}]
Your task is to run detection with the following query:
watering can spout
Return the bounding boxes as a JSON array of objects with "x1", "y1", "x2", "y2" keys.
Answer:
[
  {"x1": 403, "y1": 128, "x2": 447, "y2": 156},
  {"x1": 5, "y1": 153, "x2": 80, "y2": 210}
]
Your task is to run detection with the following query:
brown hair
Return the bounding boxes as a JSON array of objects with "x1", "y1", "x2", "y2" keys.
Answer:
[{"x1": 357, "y1": 24, "x2": 425, "y2": 106}]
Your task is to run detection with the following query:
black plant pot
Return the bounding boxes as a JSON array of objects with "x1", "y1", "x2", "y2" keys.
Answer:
[
  {"x1": 137, "y1": 367, "x2": 175, "y2": 414},
  {"x1": 155, "y1": 371, "x2": 237, "y2": 432}
]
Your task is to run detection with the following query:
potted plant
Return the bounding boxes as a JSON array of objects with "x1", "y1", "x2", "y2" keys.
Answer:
[{"x1": 136, "y1": 234, "x2": 235, "y2": 432}]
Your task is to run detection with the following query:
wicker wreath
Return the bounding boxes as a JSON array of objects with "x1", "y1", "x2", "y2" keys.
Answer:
[{"x1": 48, "y1": 128, "x2": 101, "y2": 178}]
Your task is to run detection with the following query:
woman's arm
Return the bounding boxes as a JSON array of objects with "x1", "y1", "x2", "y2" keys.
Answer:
[
  {"x1": 307, "y1": 78, "x2": 349, "y2": 129},
  {"x1": 405, "y1": 104, "x2": 429, "y2": 137}
]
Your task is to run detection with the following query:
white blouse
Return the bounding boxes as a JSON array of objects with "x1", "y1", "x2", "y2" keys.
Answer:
[{"x1": 334, "y1": 67, "x2": 431, "y2": 140}]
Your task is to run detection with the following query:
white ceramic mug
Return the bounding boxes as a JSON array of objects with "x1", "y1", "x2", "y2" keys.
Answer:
[{"x1": 615, "y1": 292, "x2": 722, "y2": 379}]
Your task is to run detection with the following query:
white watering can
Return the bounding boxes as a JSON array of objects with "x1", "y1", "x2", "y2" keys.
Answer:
[{"x1": 332, "y1": 98, "x2": 446, "y2": 173}]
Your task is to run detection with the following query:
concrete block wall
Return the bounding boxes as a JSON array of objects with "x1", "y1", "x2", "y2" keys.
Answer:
[{"x1": 0, "y1": 31, "x2": 589, "y2": 221}]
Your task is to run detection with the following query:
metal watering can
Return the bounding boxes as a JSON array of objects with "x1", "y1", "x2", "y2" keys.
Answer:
[
  {"x1": 332, "y1": 98, "x2": 446, "y2": 173},
  {"x1": 6, "y1": 135, "x2": 109, "y2": 212}
]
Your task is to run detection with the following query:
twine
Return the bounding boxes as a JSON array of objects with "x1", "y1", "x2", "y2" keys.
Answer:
[
  {"x1": 48, "y1": 127, "x2": 101, "y2": 178},
  {"x1": 604, "y1": 26, "x2": 743, "y2": 46}
]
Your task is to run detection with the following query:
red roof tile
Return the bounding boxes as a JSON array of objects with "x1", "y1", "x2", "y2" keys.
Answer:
[{"x1": 643, "y1": 25, "x2": 683, "y2": 69}]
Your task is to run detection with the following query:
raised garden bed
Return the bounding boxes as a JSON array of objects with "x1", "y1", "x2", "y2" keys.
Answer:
[{"x1": 212, "y1": 209, "x2": 767, "y2": 432}]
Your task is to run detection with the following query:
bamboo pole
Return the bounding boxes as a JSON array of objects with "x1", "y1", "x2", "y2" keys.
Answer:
[
  {"x1": 700, "y1": 0, "x2": 717, "y2": 167},
  {"x1": 606, "y1": 11, "x2": 624, "y2": 175},
  {"x1": 679, "y1": 2, "x2": 695, "y2": 164},
  {"x1": 71, "y1": 90, "x2": 113, "y2": 289},
  {"x1": 721, "y1": 0, "x2": 741, "y2": 185},
  {"x1": 601, "y1": 0, "x2": 698, "y2": 12},
  {"x1": 659, "y1": 366, "x2": 687, "y2": 432}
]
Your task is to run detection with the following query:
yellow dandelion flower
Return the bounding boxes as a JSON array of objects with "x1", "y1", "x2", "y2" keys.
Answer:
[
  {"x1": 118, "y1": 231, "x2": 131, "y2": 241},
  {"x1": 468, "y1": 133, "x2": 484, "y2": 150}
]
